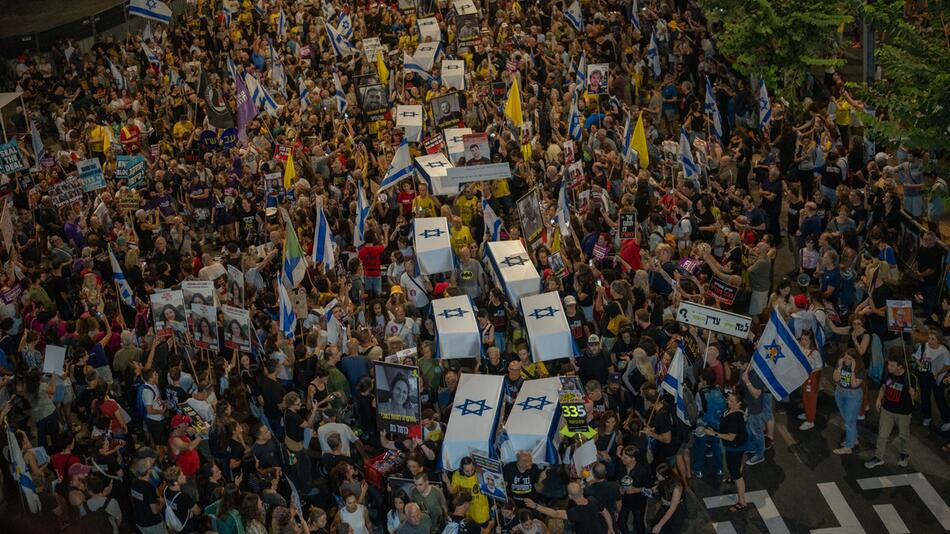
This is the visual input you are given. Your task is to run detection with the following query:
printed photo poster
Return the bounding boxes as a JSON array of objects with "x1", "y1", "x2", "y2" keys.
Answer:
[
  {"x1": 189, "y1": 303, "x2": 219, "y2": 351},
  {"x1": 886, "y1": 300, "x2": 913, "y2": 333},
  {"x1": 398, "y1": 0, "x2": 415, "y2": 13},
  {"x1": 374, "y1": 361, "x2": 422, "y2": 438},
  {"x1": 431, "y1": 92, "x2": 463, "y2": 129},
  {"x1": 563, "y1": 141, "x2": 575, "y2": 165},
  {"x1": 520, "y1": 121, "x2": 533, "y2": 145},
  {"x1": 415, "y1": 0, "x2": 436, "y2": 16},
  {"x1": 517, "y1": 189, "x2": 544, "y2": 245},
  {"x1": 456, "y1": 14, "x2": 479, "y2": 47},
  {"x1": 568, "y1": 161, "x2": 585, "y2": 189},
  {"x1": 150, "y1": 290, "x2": 187, "y2": 337},
  {"x1": 226, "y1": 265, "x2": 245, "y2": 307},
  {"x1": 586, "y1": 63, "x2": 609, "y2": 95},
  {"x1": 358, "y1": 83, "x2": 389, "y2": 120},
  {"x1": 460, "y1": 133, "x2": 491, "y2": 166},
  {"x1": 472, "y1": 453, "x2": 508, "y2": 502},
  {"x1": 222, "y1": 305, "x2": 252, "y2": 352},
  {"x1": 182, "y1": 280, "x2": 216, "y2": 309}
]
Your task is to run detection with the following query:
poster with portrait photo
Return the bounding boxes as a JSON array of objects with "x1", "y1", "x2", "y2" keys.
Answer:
[
  {"x1": 460, "y1": 133, "x2": 491, "y2": 166},
  {"x1": 358, "y1": 83, "x2": 390, "y2": 120},
  {"x1": 352, "y1": 73, "x2": 380, "y2": 89},
  {"x1": 226, "y1": 265, "x2": 245, "y2": 307},
  {"x1": 472, "y1": 453, "x2": 507, "y2": 502},
  {"x1": 517, "y1": 189, "x2": 543, "y2": 245},
  {"x1": 375, "y1": 361, "x2": 422, "y2": 438},
  {"x1": 416, "y1": 0, "x2": 436, "y2": 17},
  {"x1": 563, "y1": 141, "x2": 575, "y2": 165},
  {"x1": 456, "y1": 14, "x2": 479, "y2": 47},
  {"x1": 586, "y1": 63, "x2": 609, "y2": 95},
  {"x1": 150, "y1": 290, "x2": 187, "y2": 337},
  {"x1": 886, "y1": 300, "x2": 914, "y2": 333},
  {"x1": 222, "y1": 305, "x2": 252, "y2": 353},
  {"x1": 189, "y1": 303, "x2": 219, "y2": 351},
  {"x1": 182, "y1": 280, "x2": 216, "y2": 310},
  {"x1": 430, "y1": 92, "x2": 463, "y2": 129},
  {"x1": 568, "y1": 161, "x2": 586, "y2": 189}
]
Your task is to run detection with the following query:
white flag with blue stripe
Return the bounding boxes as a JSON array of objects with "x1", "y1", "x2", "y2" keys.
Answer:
[
  {"x1": 565, "y1": 1, "x2": 583, "y2": 32},
  {"x1": 325, "y1": 19, "x2": 358, "y2": 57},
  {"x1": 573, "y1": 53, "x2": 587, "y2": 95},
  {"x1": 222, "y1": 2, "x2": 233, "y2": 27},
  {"x1": 379, "y1": 139, "x2": 414, "y2": 194},
  {"x1": 556, "y1": 179, "x2": 571, "y2": 237},
  {"x1": 312, "y1": 202, "x2": 335, "y2": 272},
  {"x1": 568, "y1": 92, "x2": 582, "y2": 141},
  {"x1": 631, "y1": 0, "x2": 641, "y2": 31},
  {"x1": 621, "y1": 113, "x2": 635, "y2": 164},
  {"x1": 110, "y1": 247, "x2": 135, "y2": 307},
  {"x1": 337, "y1": 12, "x2": 354, "y2": 39},
  {"x1": 483, "y1": 200, "x2": 502, "y2": 241},
  {"x1": 333, "y1": 71, "x2": 348, "y2": 114},
  {"x1": 660, "y1": 344, "x2": 690, "y2": 424},
  {"x1": 752, "y1": 309, "x2": 812, "y2": 399},
  {"x1": 354, "y1": 180, "x2": 370, "y2": 247},
  {"x1": 647, "y1": 31, "x2": 661, "y2": 79},
  {"x1": 678, "y1": 128, "x2": 698, "y2": 182},
  {"x1": 6, "y1": 422, "x2": 41, "y2": 512},
  {"x1": 278, "y1": 282, "x2": 297, "y2": 337},
  {"x1": 298, "y1": 77, "x2": 311, "y2": 109},
  {"x1": 757, "y1": 79, "x2": 772, "y2": 130},
  {"x1": 254, "y1": 0, "x2": 266, "y2": 16},
  {"x1": 129, "y1": 0, "x2": 173, "y2": 24},
  {"x1": 403, "y1": 50, "x2": 435, "y2": 82},
  {"x1": 246, "y1": 73, "x2": 279, "y2": 116},
  {"x1": 277, "y1": 8, "x2": 288, "y2": 38},
  {"x1": 108, "y1": 60, "x2": 129, "y2": 90},
  {"x1": 704, "y1": 77, "x2": 723, "y2": 140},
  {"x1": 141, "y1": 41, "x2": 161, "y2": 65}
]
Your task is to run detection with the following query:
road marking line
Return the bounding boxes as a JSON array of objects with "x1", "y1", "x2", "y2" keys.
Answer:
[
  {"x1": 872, "y1": 504, "x2": 910, "y2": 534},
  {"x1": 857, "y1": 473, "x2": 950, "y2": 530},
  {"x1": 713, "y1": 523, "x2": 739, "y2": 534},
  {"x1": 811, "y1": 482, "x2": 865, "y2": 534},
  {"x1": 705, "y1": 490, "x2": 791, "y2": 534}
]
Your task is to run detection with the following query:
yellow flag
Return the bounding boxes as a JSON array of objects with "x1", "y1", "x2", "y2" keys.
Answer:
[
  {"x1": 283, "y1": 151, "x2": 297, "y2": 190},
  {"x1": 632, "y1": 111, "x2": 649, "y2": 169},
  {"x1": 376, "y1": 50, "x2": 389, "y2": 85},
  {"x1": 504, "y1": 77, "x2": 524, "y2": 127}
]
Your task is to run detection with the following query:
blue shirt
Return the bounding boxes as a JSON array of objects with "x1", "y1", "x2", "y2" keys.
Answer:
[{"x1": 88, "y1": 343, "x2": 108, "y2": 368}]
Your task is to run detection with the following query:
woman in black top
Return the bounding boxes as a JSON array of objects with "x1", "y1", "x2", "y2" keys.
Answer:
[{"x1": 706, "y1": 390, "x2": 749, "y2": 512}]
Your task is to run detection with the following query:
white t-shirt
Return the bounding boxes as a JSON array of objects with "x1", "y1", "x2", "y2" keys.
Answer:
[
  {"x1": 918, "y1": 343, "x2": 950, "y2": 381},
  {"x1": 140, "y1": 383, "x2": 164, "y2": 422},
  {"x1": 400, "y1": 272, "x2": 430, "y2": 308},
  {"x1": 317, "y1": 422, "x2": 358, "y2": 456},
  {"x1": 384, "y1": 318, "x2": 418, "y2": 349}
]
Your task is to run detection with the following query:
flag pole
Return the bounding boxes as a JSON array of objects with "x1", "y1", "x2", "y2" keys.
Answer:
[{"x1": 701, "y1": 328, "x2": 712, "y2": 370}]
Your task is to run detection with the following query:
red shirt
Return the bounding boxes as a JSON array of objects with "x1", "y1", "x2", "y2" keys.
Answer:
[
  {"x1": 169, "y1": 434, "x2": 201, "y2": 476},
  {"x1": 397, "y1": 191, "x2": 415, "y2": 216},
  {"x1": 619, "y1": 239, "x2": 642, "y2": 272},
  {"x1": 358, "y1": 244, "x2": 386, "y2": 277}
]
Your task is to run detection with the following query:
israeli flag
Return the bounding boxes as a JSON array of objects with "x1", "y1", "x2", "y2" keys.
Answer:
[
  {"x1": 354, "y1": 180, "x2": 369, "y2": 247},
  {"x1": 271, "y1": 60, "x2": 287, "y2": 97},
  {"x1": 413, "y1": 42, "x2": 441, "y2": 72},
  {"x1": 141, "y1": 41, "x2": 161, "y2": 65},
  {"x1": 648, "y1": 31, "x2": 661, "y2": 78},
  {"x1": 621, "y1": 113, "x2": 635, "y2": 164},
  {"x1": 758, "y1": 79, "x2": 772, "y2": 130},
  {"x1": 110, "y1": 247, "x2": 135, "y2": 307},
  {"x1": 333, "y1": 71, "x2": 348, "y2": 114},
  {"x1": 169, "y1": 68, "x2": 183, "y2": 88},
  {"x1": 403, "y1": 51, "x2": 434, "y2": 82},
  {"x1": 501, "y1": 377, "x2": 563, "y2": 466},
  {"x1": 325, "y1": 19, "x2": 358, "y2": 57},
  {"x1": 379, "y1": 139, "x2": 414, "y2": 194},
  {"x1": 222, "y1": 3, "x2": 233, "y2": 26},
  {"x1": 556, "y1": 180, "x2": 571, "y2": 237},
  {"x1": 129, "y1": 0, "x2": 173, "y2": 24},
  {"x1": 312, "y1": 202, "x2": 334, "y2": 272},
  {"x1": 108, "y1": 60, "x2": 129, "y2": 90},
  {"x1": 704, "y1": 77, "x2": 723, "y2": 140},
  {"x1": 521, "y1": 291, "x2": 576, "y2": 362},
  {"x1": 298, "y1": 77, "x2": 311, "y2": 109},
  {"x1": 6, "y1": 423, "x2": 41, "y2": 512},
  {"x1": 143, "y1": 21, "x2": 154, "y2": 42},
  {"x1": 254, "y1": 0, "x2": 266, "y2": 16},
  {"x1": 277, "y1": 8, "x2": 288, "y2": 38},
  {"x1": 441, "y1": 373, "x2": 505, "y2": 470},
  {"x1": 565, "y1": 0, "x2": 583, "y2": 32},
  {"x1": 660, "y1": 344, "x2": 690, "y2": 424},
  {"x1": 246, "y1": 73, "x2": 279, "y2": 116},
  {"x1": 482, "y1": 200, "x2": 503, "y2": 242},
  {"x1": 568, "y1": 93, "x2": 582, "y2": 141},
  {"x1": 432, "y1": 295, "x2": 480, "y2": 360},
  {"x1": 630, "y1": 0, "x2": 641, "y2": 31},
  {"x1": 337, "y1": 12, "x2": 354, "y2": 39},
  {"x1": 752, "y1": 309, "x2": 812, "y2": 399},
  {"x1": 278, "y1": 282, "x2": 297, "y2": 337},
  {"x1": 678, "y1": 128, "x2": 698, "y2": 182},
  {"x1": 573, "y1": 52, "x2": 587, "y2": 95}
]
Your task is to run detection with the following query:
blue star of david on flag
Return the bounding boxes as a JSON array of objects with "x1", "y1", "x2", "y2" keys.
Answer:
[
  {"x1": 455, "y1": 398, "x2": 493, "y2": 416},
  {"x1": 438, "y1": 308, "x2": 469, "y2": 319},
  {"x1": 528, "y1": 307, "x2": 558, "y2": 320},
  {"x1": 500, "y1": 255, "x2": 528, "y2": 267},
  {"x1": 517, "y1": 396, "x2": 552, "y2": 411},
  {"x1": 764, "y1": 339, "x2": 784, "y2": 364},
  {"x1": 419, "y1": 228, "x2": 445, "y2": 238}
]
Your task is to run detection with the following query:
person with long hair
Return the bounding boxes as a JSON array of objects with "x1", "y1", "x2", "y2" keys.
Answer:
[
  {"x1": 797, "y1": 332, "x2": 824, "y2": 431},
  {"x1": 833, "y1": 348, "x2": 865, "y2": 455},
  {"x1": 706, "y1": 390, "x2": 749, "y2": 512},
  {"x1": 240, "y1": 493, "x2": 267, "y2": 534},
  {"x1": 387, "y1": 490, "x2": 410, "y2": 534},
  {"x1": 650, "y1": 463, "x2": 686, "y2": 533},
  {"x1": 205, "y1": 482, "x2": 244, "y2": 534}
]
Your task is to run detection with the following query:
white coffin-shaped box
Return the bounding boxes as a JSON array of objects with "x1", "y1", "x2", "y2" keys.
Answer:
[
  {"x1": 443, "y1": 127, "x2": 472, "y2": 165},
  {"x1": 441, "y1": 59, "x2": 465, "y2": 90},
  {"x1": 414, "y1": 153, "x2": 459, "y2": 197},
  {"x1": 521, "y1": 291, "x2": 578, "y2": 362},
  {"x1": 413, "y1": 217, "x2": 454, "y2": 275},
  {"x1": 442, "y1": 373, "x2": 505, "y2": 470},
  {"x1": 396, "y1": 105, "x2": 424, "y2": 142},
  {"x1": 432, "y1": 295, "x2": 480, "y2": 360},
  {"x1": 501, "y1": 377, "x2": 564, "y2": 466},
  {"x1": 417, "y1": 17, "x2": 442, "y2": 43},
  {"x1": 485, "y1": 240, "x2": 540, "y2": 307}
]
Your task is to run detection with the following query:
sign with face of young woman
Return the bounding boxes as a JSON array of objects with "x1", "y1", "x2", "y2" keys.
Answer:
[{"x1": 374, "y1": 361, "x2": 422, "y2": 438}]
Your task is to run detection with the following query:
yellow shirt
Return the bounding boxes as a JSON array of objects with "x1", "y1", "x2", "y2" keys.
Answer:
[
  {"x1": 520, "y1": 361, "x2": 549, "y2": 380},
  {"x1": 172, "y1": 120, "x2": 193, "y2": 140},
  {"x1": 835, "y1": 97, "x2": 851, "y2": 126},
  {"x1": 413, "y1": 195, "x2": 438, "y2": 217},
  {"x1": 450, "y1": 225, "x2": 474, "y2": 255},
  {"x1": 451, "y1": 471, "x2": 489, "y2": 524},
  {"x1": 492, "y1": 179, "x2": 511, "y2": 199},
  {"x1": 455, "y1": 195, "x2": 479, "y2": 226},
  {"x1": 89, "y1": 125, "x2": 111, "y2": 153}
]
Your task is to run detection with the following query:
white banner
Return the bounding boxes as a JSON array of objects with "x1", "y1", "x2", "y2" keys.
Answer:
[
  {"x1": 675, "y1": 300, "x2": 752, "y2": 339},
  {"x1": 445, "y1": 163, "x2": 512, "y2": 186}
]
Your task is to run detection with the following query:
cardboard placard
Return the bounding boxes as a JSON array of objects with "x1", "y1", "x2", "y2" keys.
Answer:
[{"x1": 706, "y1": 275, "x2": 739, "y2": 305}]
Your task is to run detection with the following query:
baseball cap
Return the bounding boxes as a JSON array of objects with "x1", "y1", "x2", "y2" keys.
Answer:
[
  {"x1": 793, "y1": 294, "x2": 809, "y2": 309},
  {"x1": 433, "y1": 282, "x2": 450, "y2": 295},
  {"x1": 170, "y1": 414, "x2": 192, "y2": 428},
  {"x1": 390, "y1": 285, "x2": 403, "y2": 295},
  {"x1": 588, "y1": 334, "x2": 601, "y2": 345},
  {"x1": 564, "y1": 296, "x2": 577, "y2": 306}
]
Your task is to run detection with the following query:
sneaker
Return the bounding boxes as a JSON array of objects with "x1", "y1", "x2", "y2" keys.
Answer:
[
  {"x1": 922, "y1": 418, "x2": 932, "y2": 427},
  {"x1": 799, "y1": 421, "x2": 815, "y2": 431},
  {"x1": 833, "y1": 447, "x2": 852, "y2": 455},
  {"x1": 765, "y1": 437, "x2": 774, "y2": 450},
  {"x1": 797, "y1": 413, "x2": 807, "y2": 421},
  {"x1": 746, "y1": 455, "x2": 765, "y2": 466},
  {"x1": 864, "y1": 457, "x2": 884, "y2": 469},
  {"x1": 694, "y1": 471, "x2": 703, "y2": 479},
  {"x1": 941, "y1": 422, "x2": 950, "y2": 432},
  {"x1": 898, "y1": 454, "x2": 909, "y2": 467}
]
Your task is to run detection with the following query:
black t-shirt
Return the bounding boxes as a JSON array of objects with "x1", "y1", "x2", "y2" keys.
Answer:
[
  {"x1": 697, "y1": 210, "x2": 717, "y2": 242},
  {"x1": 719, "y1": 410, "x2": 747, "y2": 449},
  {"x1": 260, "y1": 377, "x2": 286, "y2": 418},
  {"x1": 284, "y1": 409, "x2": 306, "y2": 442},
  {"x1": 164, "y1": 487, "x2": 199, "y2": 532},
  {"x1": 917, "y1": 245, "x2": 943, "y2": 285},
  {"x1": 881, "y1": 372, "x2": 914, "y2": 415},
  {"x1": 448, "y1": 514, "x2": 481, "y2": 534},
  {"x1": 566, "y1": 498, "x2": 608, "y2": 534},
  {"x1": 130, "y1": 478, "x2": 162, "y2": 527},
  {"x1": 503, "y1": 462, "x2": 540, "y2": 503},
  {"x1": 585, "y1": 481, "x2": 620, "y2": 511},
  {"x1": 577, "y1": 350, "x2": 611, "y2": 386},
  {"x1": 618, "y1": 461, "x2": 652, "y2": 507},
  {"x1": 870, "y1": 284, "x2": 900, "y2": 341},
  {"x1": 650, "y1": 403, "x2": 676, "y2": 460}
]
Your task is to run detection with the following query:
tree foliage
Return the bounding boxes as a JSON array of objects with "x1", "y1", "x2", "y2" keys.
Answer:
[
  {"x1": 854, "y1": 0, "x2": 950, "y2": 154},
  {"x1": 699, "y1": 0, "x2": 856, "y2": 103}
]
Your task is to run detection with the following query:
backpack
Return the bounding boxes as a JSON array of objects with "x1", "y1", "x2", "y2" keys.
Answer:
[
  {"x1": 700, "y1": 388, "x2": 726, "y2": 431},
  {"x1": 137, "y1": 382, "x2": 158, "y2": 420},
  {"x1": 679, "y1": 214, "x2": 700, "y2": 242},
  {"x1": 75, "y1": 498, "x2": 114, "y2": 534},
  {"x1": 164, "y1": 490, "x2": 187, "y2": 532}
]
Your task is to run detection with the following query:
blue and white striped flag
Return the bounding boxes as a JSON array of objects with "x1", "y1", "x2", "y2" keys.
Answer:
[
  {"x1": 403, "y1": 50, "x2": 435, "y2": 82},
  {"x1": 313, "y1": 202, "x2": 335, "y2": 272},
  {"x1": 631, "y1": 0, "x2": 641, "y2": 31},
  {"x1": 661, "y1": 345, "x2": 690, "y2": 424},
  {"x1": 337, "y1": 12, "x2": 354, "y2": 39},
  {"x1": 271, "y1": 60, "x2": 286, "y2": 97},
  {"x1": 678, "y1": 128, "x2": 698, "y2": 182},
  {"x1": 141, "y1": 41, "x2": 161, "y2": 65},
  {"x1": 110, "y1": 247, "x2": 135, "y2": 307},
  {"x1": 556, "y1": 179, "x2": 571, "y2": 237},
  {"x1": 277, "y1": 8, "x2": 288, "y2": 38},
  {"x1": 482, "y1": 200, "x2": 502, "y2": 241},
  {"x1": 298, "y1": 77, "x2": 311, "y2": 109},
  {"x1": 278, "y1": 282, "x2": 297, "y2": 337},
  {"x1": 108, "y1": 60, "x2": 129, "y2": 90},
  {"x1": 752, "y1": 309, "x2": 812, "y2": 399},
  {"x1": 169, "y1": 68, "x2": 183, "y2": 89},
  {"x1": 573, "y1": 52, "x2": 587, "y2": 95},
  {"x1": 325, "y1": 19, "x2": 358, "y2": 57},
  {"x1": 568, "y1": 92, "x2": 582, "y2": 141},
  {"x1": 6, "y1": 422, "x2": 41, "y2": 512},
  {"x1": 254, "y1": 0, "x2": 266, "y2": 16},
  {"x1": 704, "y1": 77, "x2": 723, "y2": 140},
  {"x1": 222, "y1": 3, "x2": 233, "y2": 27},
  {"x1": 354, "y1": 180, "x2": 370, "y2": 247},
  {"x1": 333, "y1": 71, "x2": 348, "y2": 114},
  {"x1": 758, "y1": 79, "x2": 772, "y2": 131},
  {"x1": 621, "y1": 113, "x2": 635, "y2": 164},
  {"x1": 379, "y1": 139, "x2": 413, "y2": 194},
  {"x1": 565, "y1": 0, "x2": 583, "y2": 32},
  {"x1": 129, "y1": 0, "x2": 173, "y2": 24},
  {"x1": 647, "y1": 31, "x2": 661, "y2": 78},
  {"x1": 246, "y1": 73, "x2": 279, "y2": 115}
]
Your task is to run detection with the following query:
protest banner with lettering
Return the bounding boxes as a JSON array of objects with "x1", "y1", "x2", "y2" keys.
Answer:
[
  {"x1": 0, "y1": 140, "x2": 26, "y2": 174},
  {"x1": 116, "y1": 155, "x2": 146, "y2": 188},
  {"x1": 48, "y1": 177, "x2": 84, "y2": 207},
  {"x1": 77, "y1": 158, "x2": 107, "y2": 192}
]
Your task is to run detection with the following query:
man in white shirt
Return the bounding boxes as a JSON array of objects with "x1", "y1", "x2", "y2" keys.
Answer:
[
  {"x1": 385, "y1": 305, "x2": 418, "y2": 349},
  {"x1": 184, "y1": 384, "x2": 215, "y2": 426},
  {"x1": 400, "y1": 256, "x2": 431, "y2": 311},
  {"x1": 317, "y1": 409, "x2": 362, "y2": 457}
]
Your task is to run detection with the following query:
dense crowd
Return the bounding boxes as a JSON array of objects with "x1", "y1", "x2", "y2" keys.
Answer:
[{"x1": 0, "y1": 0, "x2": 948, "y2": 534}]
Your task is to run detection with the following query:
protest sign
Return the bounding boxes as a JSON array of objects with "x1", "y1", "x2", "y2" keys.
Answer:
[
  {"x1": 0, "y1": 140, "x2": 26, "y2": 174},
  {"x1": 375, "y1": 361, "x2": 422, "y2": 438},
  {"x1": 48, "y1": 177, "x2": 84, "y2": 207},
  {"x1": 116, "y1": 155, "x2": 146, "y2": 188},
  {"x1": 77, "y1": 158, "x2": 107, "y2": 192}
]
